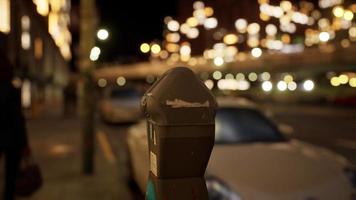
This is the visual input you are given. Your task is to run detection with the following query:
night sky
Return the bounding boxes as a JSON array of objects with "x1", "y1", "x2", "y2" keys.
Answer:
[{"x1": 96, "y1": 0, "x2": 178, "y2": 63}]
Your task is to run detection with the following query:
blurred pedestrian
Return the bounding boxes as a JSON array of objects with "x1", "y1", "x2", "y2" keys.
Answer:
[{"x1": 0, "y1": 52, "x2": 29, "y2": 200}]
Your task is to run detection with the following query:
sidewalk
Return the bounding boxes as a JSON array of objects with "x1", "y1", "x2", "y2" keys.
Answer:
[{"x1": 19, "y1": 113, "x2": 134, "y2": 200}]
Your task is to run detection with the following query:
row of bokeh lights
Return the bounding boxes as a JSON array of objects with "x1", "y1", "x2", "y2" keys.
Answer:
[{"x1": 139, "y1": 0, "x2": 356, "y2": 67}]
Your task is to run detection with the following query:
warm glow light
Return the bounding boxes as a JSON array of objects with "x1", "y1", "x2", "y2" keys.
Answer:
[
  {"x1": 319, "y1": 32, "x2": 330, "y2": 42},
  {"x1": 277, "y1": 81, "x2": 287, "y2": 91},
  {"x1": 180, "y1": 44, "x2": 191, "y2": 56},
  {"x1": 343, "y1": 10, "x2": 354, "y2": 21},
  {"x1": 204, "y1": 7, "x2": 214, "y2": 17},
  {"x1": 248, "y1": 73, "x2": 258, "y2": 82},
  {"x1": 187, "y1": 17, "x2": 198, "y2": 27},
  {"x1": 166, "y1": 33, "x2": 180, "y2": 43},
  {"x1": 0, "y1": 0, "x2": 11, "y2": 33},
  {"x1": 349, "y1": 27, "x2": 356, "y2": 38},
  {"x1": 287, "y1": 82, "x2": 297, "y2": 91},
  {"x1": 151, "y1": 44, "x2": 161, "y2": 54},
  {"x1": 247, "y1": 23, "x2": 260, "y2": 35},
  {"x1": 331, "y1": 77, "x2": 340, "y2": 86},
  {"x1": 261, "y1": 72, "x2": 271, "y2": 81},
  {"x1": 21, "y1": 32, "x2": 31, "y2": 50},
  {"x1": 223, "y1": 34, "x2": 238, "y2": 45},
  {"x1": 33, "y1": 0, "x2": 49, "y2": 16},
  {"x1": 98, "y1": 78, "x2": 107, "y2": 88},
  {"x1": 90, "y1": 46, "x2": 101, "y2": 61},
  {"x1": 303, "y1": 80, "x2": 314, "y2": 91},
  {"x1": 333, "y1": 6, "x2": 344, "y2": 18},
  {"x1": 187, "y1": 27, "x2": 199, "y2": 39},
  {"x1": 34, "y1": 38, "x2": 43, "y2": 59},
  {"x1": 116, "y1": 76, "x2": 126, "y2": 86},
  {"x1": 280, "y1": 1, "x2": 292, "y2": 11},
  {"x1": 204, "y1": 17, "x2": 218, "y2": 29},
  {"x1": 97, "y1": 29, "x2": 109, "y2": 40},
  {"x1": 167, "y1": 20, "x2": 180, "y2": 32},
  {"x1": 251, "y1": 48, "x2": 262, "y2": 58},
  {"x1": 214, "y1": 57, "x2": 224, "y2": 67},
  {"x1": 140, "y1": 43, "x2": 150, "y2": 53},
  {"x1": 283, "y1": 74, "x2": 293, "y2": 83},
  {"x1": 235, "y1": 19, "x2": 247, "y2": 33},
  {"x1": 339, "y1": 74, "x2": 349, "y2": 84},
  {"x1": 349, "y1": 78, "x2": 356, "y2": 87},
  {"x1": 266, "y1": 24, "x2": 277, "y2": 35},
  {"x1": 213, "y1": 71, "x2": 222, "y2": 80},
  {"x1": 262, "y1": 81, "x2": 273, "y2": 92}
]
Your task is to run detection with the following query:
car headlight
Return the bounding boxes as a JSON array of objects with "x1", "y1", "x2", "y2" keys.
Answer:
[
  {"x1": 206, "y1": 176, "x2": 242, "y2": 200},
  {"x1": 344, "y1": 167, "x2": 356, "y2": 188}
]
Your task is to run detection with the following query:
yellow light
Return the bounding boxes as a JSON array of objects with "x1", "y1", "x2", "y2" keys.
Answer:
[
  {"x1": 204, "y1": 7, "x2": 214, "y2": 17},
  {"x1": 0, "y1": 0, "x2": 10, "y2": 33},
  {"x1": 21, "y1": 32, "x2": 31, "y2": 50},
  {"x1": 284, "y1": 75, "x2": 293, "y2": 83},
  {"x1": 332, "y1": 6, "x2": 344, "y2": 18},
  {"x1": 166, "y1": 33, "x2": 180, "y2": 43},
  {"x1": 262, "y1": 81, "x2": 273, "y2": 92},
  {"x1": 339, "y1": 74, "x2": 349, "y2": 84},
  {"x1": 280, "y1": 1, "x2": 292, "y2": 11},
  {"x1": 49, "y1": 0, "x2": 61, "y2": 12},
  {"x1": 187, "y1": 17, "x2": 198, "y2": 27},
  {"x1": 330, "y1": 77, "x2": 340, "y2": 86},
  {"x1": 151, "y1": 44, "x2": 161, "y2": 54},
  {"x1": 33, "y1": 0, "x2": 49, "y2": 16},
  {"x1": 247, "y1": 38, "x2": 259, "y2": 47},
  {"x1": 223, "y1": 34, "x2": 238, "y2": 45},
  {"x1": 281, "y1": 34, "x2": 291, "y2": 44},
  {"x1": 140, "y1": 43, "x2": 150, "y2": 53},
  {"x1": 349, "y1": 27, "x2": 356, "y2": 39},
  {"x1": 349, "y1": 77, "x2": 356, "y2": 87},
  {"x1": 343, "y1": 10, "x2": 354, "y2": 21},
  {"x1": 260, "y1": 13, "x2": 270, "y2": 21},
  {"x1": 247, "y1": 23, "x2": 260, "y2": 35},
  {"x1": 166, "y1": 43, "x2": 180, "y2": 53}
]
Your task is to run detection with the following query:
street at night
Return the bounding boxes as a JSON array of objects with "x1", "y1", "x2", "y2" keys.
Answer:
[{"x1": 1, "y1": 0, "x2": 356, "y2": 199}]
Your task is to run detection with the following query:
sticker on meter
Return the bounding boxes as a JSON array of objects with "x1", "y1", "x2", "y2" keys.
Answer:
[{"x1": 150, "y1": 151, "x2": 158, "y2": 177}]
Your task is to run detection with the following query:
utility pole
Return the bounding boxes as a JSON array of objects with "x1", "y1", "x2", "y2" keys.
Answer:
[{"x1": 79, "y1": 0, "x2": 97, "y2": 174}]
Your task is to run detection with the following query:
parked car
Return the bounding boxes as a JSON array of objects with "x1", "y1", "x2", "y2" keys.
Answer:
[
  {"x1": 99, "y1": 87, "x2": 142, "y2": 124},
  {"x1": 126, "y1": 97, "x2": 356, "y2": 200}
]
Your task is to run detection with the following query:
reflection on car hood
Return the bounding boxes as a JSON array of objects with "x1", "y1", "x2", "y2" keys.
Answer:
[{"x1": 207, "y1": 140, "x2": 353, "y2": 200}]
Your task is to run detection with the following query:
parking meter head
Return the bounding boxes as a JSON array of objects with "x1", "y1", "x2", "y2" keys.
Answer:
[{"x1": 141, "y1": 67, "x2": 217, "y2": 180}]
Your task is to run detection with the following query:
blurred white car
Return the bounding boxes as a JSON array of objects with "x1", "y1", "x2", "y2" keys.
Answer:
[
  {"x1": 126, "y1": 98, "x2": 356, "y2": 200},
  {"x1": 99, "y1": 87, "x2": 142, "y2": 123}
]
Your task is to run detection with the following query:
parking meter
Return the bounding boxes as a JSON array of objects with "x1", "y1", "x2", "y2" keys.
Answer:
[{"x1": 141, "y1": 67, "x2": 217, "y2": 200}]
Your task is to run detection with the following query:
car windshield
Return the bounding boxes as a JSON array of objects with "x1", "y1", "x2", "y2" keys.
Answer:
[{"x1": 215, "y1": 107, "x2": 285, "y2": 144}]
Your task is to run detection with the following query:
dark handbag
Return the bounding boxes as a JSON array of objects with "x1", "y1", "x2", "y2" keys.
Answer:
[{"x1": 15, "y1": 154, "x2": 43, "y2": 197}]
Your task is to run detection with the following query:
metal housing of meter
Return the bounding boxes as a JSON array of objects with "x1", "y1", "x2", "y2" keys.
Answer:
[{"x1": 141, "y1": 67, "x2": 217, "y2": 200}]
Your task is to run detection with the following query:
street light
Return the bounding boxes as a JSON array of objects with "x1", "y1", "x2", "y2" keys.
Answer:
[{"x1": 97, "y1": 29, "x2": 109, "y2": 41}]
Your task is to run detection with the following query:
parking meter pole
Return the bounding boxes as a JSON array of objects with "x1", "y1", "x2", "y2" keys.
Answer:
[
  {"x1": 79, "y1": 0, "x2": 97, "y2": 175},
  {"x1": 142, "y1": 67, "x2": 217, "y2": 200}
]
